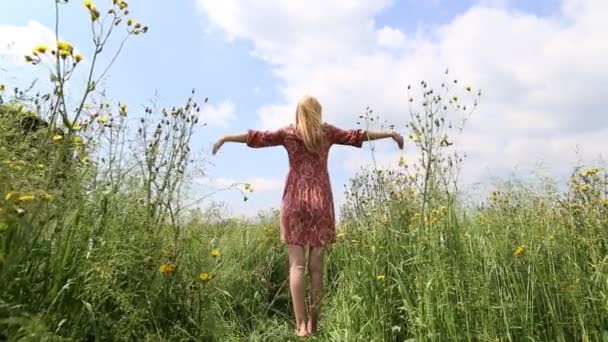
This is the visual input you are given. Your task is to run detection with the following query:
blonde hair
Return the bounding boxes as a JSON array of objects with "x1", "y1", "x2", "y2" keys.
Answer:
[{"x1": 295, "y1": 95, "x2": 324, "y2": 152}]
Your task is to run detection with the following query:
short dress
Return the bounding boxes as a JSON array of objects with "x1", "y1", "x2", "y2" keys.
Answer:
[{"x1": 246, "y1": 123, "x2": 365, "y2": 247}]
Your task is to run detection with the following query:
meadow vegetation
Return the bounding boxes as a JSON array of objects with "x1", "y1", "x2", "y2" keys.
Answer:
[{"x1": 1, "y1": 1, "x2": 607, "y2": 341}]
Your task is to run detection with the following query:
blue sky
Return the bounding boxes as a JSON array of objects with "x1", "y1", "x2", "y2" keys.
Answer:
[{"x1": 1, "y1": 0, "x2": 606, "y2": 217}]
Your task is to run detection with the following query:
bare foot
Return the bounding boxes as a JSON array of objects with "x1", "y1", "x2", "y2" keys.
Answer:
[
  {"x1": 306, "y1": 311, "x2": 318, "y2": 335},
  {"x1": 297, "y1": 323, "x2": 309, "y2": 337}
]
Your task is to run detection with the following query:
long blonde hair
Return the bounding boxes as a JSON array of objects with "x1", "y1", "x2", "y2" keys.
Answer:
[{"x1": 295, "y1": 95, "x2": 324, "y2": 152}]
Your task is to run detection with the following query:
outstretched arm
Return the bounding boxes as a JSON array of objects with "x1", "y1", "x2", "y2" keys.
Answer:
[
  {"x1": 363, "y1": 130, "x2": 404, "y2": 149},
  {"x1": 212, "y1": 133, "x2": 247, "y2": 155}
]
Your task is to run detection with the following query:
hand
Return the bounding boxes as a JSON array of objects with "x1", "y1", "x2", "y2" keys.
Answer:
[
  {"x1": 212, "y1": 137, "x2": 225, "y2": 155},
  {"x1": 392, "y1": 132, "x2": 404, "y2": 150}
]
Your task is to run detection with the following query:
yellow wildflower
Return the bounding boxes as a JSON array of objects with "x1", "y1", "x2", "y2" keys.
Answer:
[
  {"x1": 465, "y1": 85, "x2": 472, "y2": 92},
  {"x1": 210, "y1": 249, "x2": 221, "y2": 257},
  {"x1": 0, "y1": 84, "x2": 5, "y2": 92},
  {"x1": 57, "y1": 41, "x2": 74, "y2": 54},
  {"x1": 127, "y1": 19, "x2": 134, "y2": 26},
  {"x1": 24, "y1": 55, "x2": 34, "y2": 63},
  {"x1": 513, "y1": 245, "x2": 525, "y2": 257},
  {"x1": 71, "y1": 136, "x2": 83, "y2": 144},
  {"x1": 74, "y1": 54, "x2": 84, "y2": 63},
  {"x1": 452, "y1": 96, "x2": 459, "y2": 102},
  {"x1": 72, "y1": 123, "x2": 81, "y2": 131},
  {"x1": 52, "y1": 135, "x2": 63, "y2": 142},
  {"x1": 41, "y1": 193, "x2": 54, "y2": 201},
  {"x1": 34, "y1": 44, "x2": 50, "y2": 54},
  {"x1": 59, "y1": 50, "x2": 70, "y2": 59},
  {"x1": 98, "y1": 116, "x2": 108, "y2": 123},
  {"x1": 17, "y1": 194, "x2": 36, "y2": 202},
  {"x1": 337, "y1": 232, "x2": 346, "y2": 239},
  {"x1": 398, "y1": 156, "x2": 406, "y2": 167},
  {"x1": 199, "y1": 272, "x2": 215, "y2": 281},
  {"x1": 377, "y1": 275, "x2": 386, "y2": 280},
  {"x1": 118, "y1": 103, "x2": 127, "y2": 115},
  {"x1": 5, "y1": 192, "x2": 16, "y2": 201},
  {"x1": 118, "y1": 1, "x2": 128, "y2": 10},
  {"x1": 81, "y1": 156, "x2": 90, "y2": 164},
  {"x1": 159, "y1": 263, "x2": 176, "y2": 274}
]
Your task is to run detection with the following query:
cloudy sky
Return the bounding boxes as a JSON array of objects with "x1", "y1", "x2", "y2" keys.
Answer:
[{"x1": 1, "y1": 0, "x2": 606, "y2": 217}]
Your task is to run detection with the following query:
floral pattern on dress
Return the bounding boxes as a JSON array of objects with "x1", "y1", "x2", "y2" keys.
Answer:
[{"x1": 247, "y1": 123, "x2": 365, "y2": 247}]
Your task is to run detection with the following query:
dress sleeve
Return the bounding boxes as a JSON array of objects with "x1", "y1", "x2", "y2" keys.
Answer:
[
  {"x1": 246, "y1": 128, "x2": 285, "y2": 148},
  {"x1": 326, "y1": 124, "x2": 365, "y2": 147}
]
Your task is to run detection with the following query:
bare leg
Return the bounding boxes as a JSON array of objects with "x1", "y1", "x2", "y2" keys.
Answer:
[
  {"x1": 288, "y1": 245, "x2": 308, "y2": 337},
  {"x1": 307, "y1": 245, "x2": 324, "y2": 335}
]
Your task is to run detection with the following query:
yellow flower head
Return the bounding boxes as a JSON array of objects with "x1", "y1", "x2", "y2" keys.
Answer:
[
  {"x1": 377, "y1": 275, "x2": 386, "y2": 280},
  {"x1": 210, "y1": 249, "x2": 221, "y2": 257},
  {"x1": 98, "y1": 116, "x2": 108, "y2": 123},
  {"x1": 465, "y1": 85, "x2": 472, "y2": 92},
  {"x1": 119, "y1": 102, "x2": 127, "y2": 115},
  {"x1": 17, "y1": 194, "x2": 36, "y2": 202},
  {"x1": 57, "y1": 41, "x2": 74, "y2": 54},
  {"x1": 5, "y1": 192, "x2": 16, "y2": 201},
  {"x1": 74, "y1": 54, "x2": 84, "y2": 63},
  {"x1": 159, "y1": 263, "x2": 176, "y2": 274},
  {"x1": 34, "y1": 44, "x2": 50, "y2": 54},
  {"x1": 71, "y1": 136, "x2": 83, "y2": 144},
  {"x1": 0, "y1": 84, "x2": 5, "y2": 92},
  {"x1": 24, "y1": 55, "x2": 34, "y2": 63},
  {"x1": 337, "y1": 232, "x2": 346, "y2": 239},
  {"x1": 118, "y1": 1, "x2": 128, "y2": 10},
  {"x1": 398, "y1": 156, "x2": 406, "y2": 167},
  {"x1": 127, "y1": 19, "x2": 134, "y2": 26},
  {"x1": 72, "y1": 123, "x2": 81, "y2": 131},
  {"x1": 41, "y1": 193, "x2": 54, "y2": 201},
  {"x1": 452, "y1": 96, "x2": 459, "y2": 102},
  {"x1": 81, "y1": 156, "x2": 90, "y2": 164},
  {"x1": 59, "y1": 50, "x2": 70, "y2": 59},
  {"x1": 52, "y1": 135, "x2": 63, "y2": 142},
  {"x1": 513, "y1": 245, "x2": 525, "y2": 257},
  {"x1": 199, "y1": 272, "x2": 215, "y2": 281}
]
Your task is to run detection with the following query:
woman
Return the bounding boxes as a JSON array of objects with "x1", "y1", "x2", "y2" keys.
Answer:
[{"x1": 212, "y1": 95, "x2": 404, "y2": 337}]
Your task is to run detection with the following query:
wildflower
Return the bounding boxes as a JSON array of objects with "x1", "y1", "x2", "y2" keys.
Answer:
[
  {"x1": 159, "y1": 263, "x2": 176, "y2": 274},
  {"x1": 72, "y1": 123, "x2": 81, "y2": 131},
  {"x1": 52, "y1": 135, "x2": 63, "y2": 142},
  {"x1": 398, "y1": 156, "x2": 406, "y2": 167},
  {"x1": 84, "y1": 0, "x2": 100, "y2": 21},
  {"x1": 59, "y1": 50, "x2": 70, "y2": 59},
  {"x1": 71, "y1": 136, "x2": 83, "y2": 144},
  {"x1": 0, "y1": 84, "x2": 5, "y2": 91},
  {"x1": 98, "y1": 116, "x2": 108, "y2": 123},
  {"x1": 17, "y1": 194, "x2": 36, "y2": 202},
  {"x1": 337, "y1": 232, "x2": 346, "y2": 238},
  {"x1": 117, "y1": 1, "x2": 128, "y2": 10},
  {"x1": 24, "y1": 55, "x2": 34, "y2": 63},
  {"x1": 127, "y1": 19, "x2": 134, "y2": 26},
  {"x1": 210, "y1": 249, "x2": 221, "y2": 257},
  {"x1": 81, "y1": 156, "x2": 90, "y2": 164},
  {"x1": 452, "y1": 96, "x2": 459, "y2": 102},
  {"x1": 377, "y1": 275, "x2": 386, "y2": 280},
  {"x1": 513, "y1": 245, "x2": 525, "y2": 257},
  {"x1": 57, "y1": 41, "x2": 74, "y2": 55},
  {"x1": 244, "y1": 183, "x2": 253, "y2": 192},
  {"x1": 199, "y1": 272, "x2": 215, "y2": 281},
  {"x1": 5, "y1": 192, "x2": 16, "y2": 201},
  {"x1": 74, "y1": 54, "x2": 84, "y2": 63},
  {"x1": 34, "y1": 44, "x2": 50, "y2": 54},
  {"x1": 465, "y1": 85, "x2": 472, "y2": 92},
  {"x1": 41, "y1": 193, "x2": 54, "y2": 201},
  {"x1": 119, "y1": 102, "x2": 127, "y2": 115}
]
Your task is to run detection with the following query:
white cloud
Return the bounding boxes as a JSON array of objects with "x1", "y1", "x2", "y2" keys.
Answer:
[
  {"x1": 376, "y1": 26, "x2": 407, "y2": 49},
  {"x1": 199, "y1": 100, "x2": 236, "y2": 127},
  {"x1": 0, "y1": 20, "x2": 56, "y2": 65},
  {"x1": 195, "y1": 0, "x2": 607, "y2": 175}
]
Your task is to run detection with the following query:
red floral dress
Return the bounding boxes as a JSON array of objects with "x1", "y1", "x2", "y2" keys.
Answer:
[{"x1": 247, "y1": 123, "x2": 365, "y2": 247}]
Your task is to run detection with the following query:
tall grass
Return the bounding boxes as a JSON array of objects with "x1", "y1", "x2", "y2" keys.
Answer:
[{"x1": 1, "y1": 1, "x2": 607, "y2": 341}]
